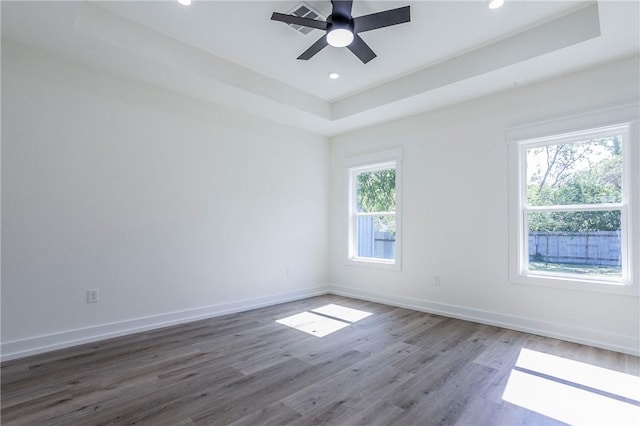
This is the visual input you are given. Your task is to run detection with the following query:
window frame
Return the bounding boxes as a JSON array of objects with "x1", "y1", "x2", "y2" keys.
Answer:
[
  {"x1": 507, "y1": 105, "x2": 639, "y2": 296},
  {"x1": 346, "y1": 149, "x2": 402, "y2": 270}
]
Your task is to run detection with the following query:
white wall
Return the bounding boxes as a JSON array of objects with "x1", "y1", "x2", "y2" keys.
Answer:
[
  {"x1": 3, "y1": 40, "x2": 638, "y2": 361},
  {"x1": 329, "y1": 56, "x2": 640, "y2": 355},
  {"x1": 1, "y1": 42, "x2": 329, "y2": 359}
]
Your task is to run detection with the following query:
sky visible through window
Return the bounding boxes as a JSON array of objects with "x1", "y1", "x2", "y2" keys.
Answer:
[{"x1": 526, "y1": 137, "x2": 621, "y2": 197}]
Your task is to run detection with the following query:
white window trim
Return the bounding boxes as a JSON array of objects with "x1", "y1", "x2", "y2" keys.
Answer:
[
  {"x1": 507, "y1": 105, "x2": 639, "y2": 296},
  {"x1": 345, "y1": 148, "x2": 402, "y2": 271},
  {"x1": 518, "y1": 125, "x2": 630, "y2": 284}
]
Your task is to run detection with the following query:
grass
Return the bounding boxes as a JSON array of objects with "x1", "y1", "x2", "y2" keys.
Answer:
[{"x1": 529, "y1": 261, "x2": 622, "y2": 276}]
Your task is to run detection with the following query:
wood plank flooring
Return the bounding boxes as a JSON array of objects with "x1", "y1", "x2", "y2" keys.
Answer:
[{"x1": 2, "y1": 295, "x2": 639, "y2": 425}]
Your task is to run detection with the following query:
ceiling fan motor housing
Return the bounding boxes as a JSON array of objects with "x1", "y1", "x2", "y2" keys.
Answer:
[{"x1": 327, "y1": 13, "x2": 354, "y2": 33}]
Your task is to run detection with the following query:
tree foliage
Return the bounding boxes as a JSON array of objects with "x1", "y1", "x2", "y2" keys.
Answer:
[
  {"x1": 357, "y1": 169, "x2": 396, "y2": 213},
  {"x1": 527, "y1": 137, "x2": 622, "y2": 232},
  {"x1": 357, "y1": 169, "x2": 396, "y2": 234}
]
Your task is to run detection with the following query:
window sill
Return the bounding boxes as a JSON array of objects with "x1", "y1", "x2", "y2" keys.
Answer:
[
  {"x1": 510, "y1": 272, "x2": 638, "y2": 297},
  {"x1": 346, "y1": 258, "x2": 401, "y2": 271}
]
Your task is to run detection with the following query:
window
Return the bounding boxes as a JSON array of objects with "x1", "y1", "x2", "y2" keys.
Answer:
[
  {"x1": 347, "y1": 149, "x2": 402, "y2": 269},
  {"x1": 508, "y1": 107, "x2": 638, "y2": 294}
]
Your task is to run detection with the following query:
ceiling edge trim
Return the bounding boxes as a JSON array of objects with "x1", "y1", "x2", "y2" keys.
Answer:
[
  {"x1": 331, "y1": 3, "x2": 602, "y2": 121},
  {"x1": 73, "y1": 1, "x2": 331, "y2": 121}
]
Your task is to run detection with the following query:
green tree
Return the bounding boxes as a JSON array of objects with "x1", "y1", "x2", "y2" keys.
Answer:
[
  {"x1": 357, "y1": 169, "x2": 396, "y2": 234},
  {"x1": 357, "y1": 169, "x2": 395, "y2": 212},
  {"x1": 527, "y1": 137, "x2": 622, "y2": 232}
]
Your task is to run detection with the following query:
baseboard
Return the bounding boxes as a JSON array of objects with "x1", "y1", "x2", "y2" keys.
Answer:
[
  {"x1": 329, "y1": 284, "x2": 640, "y2": 356},
  {"x1": 0, "y1": 285, "x2": 330, "y2": 362},
  {"x1": 4, "y1": 283, "x2": 637, "y2": 361}
]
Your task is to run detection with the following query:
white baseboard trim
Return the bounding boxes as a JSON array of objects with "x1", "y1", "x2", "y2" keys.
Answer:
[
  {"x1": 329, "y1": 284, "x2": 640, "y2": 356},
  {"x1": 1, "y1": 285, "x2": 330, "y2": 362},
  {"x1": 4, "y1": 284, "x2": 636, "y2": 361}
]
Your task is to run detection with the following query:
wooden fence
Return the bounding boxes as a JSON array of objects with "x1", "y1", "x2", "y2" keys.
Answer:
[{"x1": 528, "y1": 231, "x2": 621, "y2": 266}]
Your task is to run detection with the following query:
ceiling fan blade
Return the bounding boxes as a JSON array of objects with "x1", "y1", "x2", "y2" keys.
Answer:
[
  {"x1": 331, "y1": 0, "x2": 353, "y2": 17},
  {"x1": 271, "y1": 12, "x2": 328, "y2": 30},
  {"x1": 353, "y1": 6, "x2": 410, "y2": 33},
  {"x1": 347, "y1": 34, "x2": 376, "y2": 64},
  {"x1": 298, "y1": 35, "x2": 329, "y2": 60}
]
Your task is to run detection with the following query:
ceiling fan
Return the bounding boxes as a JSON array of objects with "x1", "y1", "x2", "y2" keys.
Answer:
[{"x1": 271, "y1": 0, "x2": 411, "y2": 64}]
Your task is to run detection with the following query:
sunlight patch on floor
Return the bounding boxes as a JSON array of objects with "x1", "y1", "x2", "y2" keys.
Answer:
[
  {"x1": 275, "y1": 311, "x2": 350, "y2": 337},
  {"x1": 276, "y1": 304, "x2": 372, "y2": 337},
  {"x1": 311, "y1": 303, "x2": 373, "y2": 323},
  {"x1": 515, "y1": 348, "x2": 640, "y2": 401},
  {"x1": 502, "y1": 348, "x2": 640, "y2": 425}
]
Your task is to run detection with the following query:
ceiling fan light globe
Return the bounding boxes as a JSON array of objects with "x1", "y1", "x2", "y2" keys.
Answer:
[{"x1": 327, "y1": 28, "x2": 354, "y2": 47}]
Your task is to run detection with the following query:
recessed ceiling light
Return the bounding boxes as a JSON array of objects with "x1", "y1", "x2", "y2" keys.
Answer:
[
  {"x1": 178, "y1": 0, "x2": 192, "y2": 6},
  {"x1": 329, "y1": 72, "x2": 340, "y2": 80},
  {"x1": 488, "y1": 0, "x2": 505, "y2": 9}
]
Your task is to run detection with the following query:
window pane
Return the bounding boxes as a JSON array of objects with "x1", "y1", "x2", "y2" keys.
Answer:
[
  {"x1": 356, "y1": 215, "x2": 395, "y2": 259},
  {"x1": 356, "y1": 168, "x2": 396, "y2": 213},
  {"x1": 527, "y1": 211, "x2": 622, "y2": 277},
  {"x1": 526, "y1": 137, "x2": 622, "y2": 207}
]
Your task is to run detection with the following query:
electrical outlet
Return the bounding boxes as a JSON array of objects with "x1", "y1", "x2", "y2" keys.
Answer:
[
  {"x1": 434, "y1": 275, "x2": 441, "y2": 286},
  {"x1": 87, "y1": 289, "x2": 99, "y2": 303}
]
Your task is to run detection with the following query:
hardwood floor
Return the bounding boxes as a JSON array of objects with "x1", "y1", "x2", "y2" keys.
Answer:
[{"x1": 2, "y1": 295, "x2": 639, "y2": 425}]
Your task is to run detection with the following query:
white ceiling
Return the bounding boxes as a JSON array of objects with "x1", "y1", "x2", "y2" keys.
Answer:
[{"x1": 2, "y1": 1, "x2": 639, "y2": 136}]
